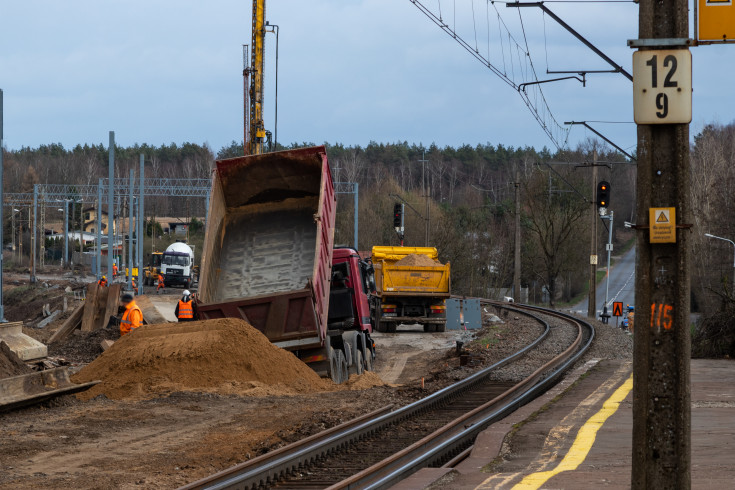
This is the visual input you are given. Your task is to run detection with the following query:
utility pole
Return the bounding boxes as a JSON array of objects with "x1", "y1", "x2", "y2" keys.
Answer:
[
  {"x1": 419, "y1": 150, "x2": 430, "y2": 246},
  {"x1": 128, "y1": 169, "x2": 134, "y2": 291},
  {"x1": 138, "y1": 154, "x2": 144, "y2": 295},
  {"x1": 63, "y1": 200, "x2": 69, "y2": 268},
  {"x1": 97, "y1": 180, "x2": 102, "y2": 280},
  {"x1": 31, "y1": 184, "x2": 37, "y2": 284},
  {"x1": 107, "y1": 131, "x2": 114, "y2": 283},
  {"x1": 0, "y1": 88, "x2": 5, "y2": 322},
  {"x1": 632, "y1": 0, "x2": 692, "y2": 487},
  {"x1": 588, "y1": 150, "x2": 598, "y2": 319},
  {"x1": 514, "y1": 168, "x2": 522, "y2": 303}
]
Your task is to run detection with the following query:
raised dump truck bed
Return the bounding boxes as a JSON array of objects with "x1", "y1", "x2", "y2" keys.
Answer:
[{"x1": 198, "y1": 146, "x2": 335, "y2": 355}]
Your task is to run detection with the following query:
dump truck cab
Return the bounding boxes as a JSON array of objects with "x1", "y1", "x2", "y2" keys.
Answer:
[{"x1": 329, "y1": 247, "x2": 375, "y2": 333}]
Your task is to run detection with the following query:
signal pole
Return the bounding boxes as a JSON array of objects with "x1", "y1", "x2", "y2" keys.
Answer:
[
  {"x1": 631, "y1": 0, "x2": 691, "y2": 487},
  {"x1": 587, "y1": 150, "x2": 598, "y2": 319}
]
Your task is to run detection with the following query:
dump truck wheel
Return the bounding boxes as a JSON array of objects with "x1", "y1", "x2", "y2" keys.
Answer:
[
  {"x1": 386, "y1": 322, "x2": 397, "y2": 333},
  {"x1": 424, "y1": 324, "x2": 437, "y2": 333},
  {"x1": 353, "y1": 349, "x2": 365, "y2": 376},
  {"x1": 329, "y1": 349, "x2": 347, "y2": 384},
  {"x1": 436, "y1": 323, "x2": 446, "y2": 333},
  {"x1": 363, "y1": 346, "x2": 373, "y2": 371}
]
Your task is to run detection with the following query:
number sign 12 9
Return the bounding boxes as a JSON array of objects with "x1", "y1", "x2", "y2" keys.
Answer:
[{"x1": 633, "y1": 50, "x2": 692, "y2": 125}]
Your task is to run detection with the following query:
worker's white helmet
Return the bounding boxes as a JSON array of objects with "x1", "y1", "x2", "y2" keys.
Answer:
[{"x1": 183, "y1": 290, "x2": 191, "y2": 297}]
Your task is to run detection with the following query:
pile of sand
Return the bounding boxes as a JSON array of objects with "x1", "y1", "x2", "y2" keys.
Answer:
[
  {"x1": 395, "y1": 254, "x2": 442, "y2": 267},
  {"x1": 72, "y1": 318, "x2": 332, "y2": 400},
  {"x1": 0, "y1": 341, "x2": 32, "y2": 379}
]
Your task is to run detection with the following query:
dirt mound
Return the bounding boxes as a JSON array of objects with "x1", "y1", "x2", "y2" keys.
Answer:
[
  {"x1": 344, "y1": 371, "x2": 385, "y2": 390},
  {"x1": 0, "y1": 341, "x2": 32, "y2": 379},
  {"x1": 395, "y1": 254, "x2": 442, "y2": 267},
  {"x1": 48, "y1": 327, "x2": 120, "y2": 364},
  {"x1": 72, "y1": 318, "x2": 331, "y2": 400}
]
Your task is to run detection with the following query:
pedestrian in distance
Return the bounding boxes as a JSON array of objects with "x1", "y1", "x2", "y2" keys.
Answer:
[
  {"x1": 113, "y1": 263, "x2": 118, "y2": 277},
  {"x1": 98, "y1": 275, "x2": 108, "y2": 287},
  {"x1": 157, "y1": 273, "x2": 165, "y2": 294},
  {"x1": 175, "y1": 289, "x2": 197, "y2": 322},
  {"x1": 119, "y1": 292, "x2": 143, "y2": 336}
]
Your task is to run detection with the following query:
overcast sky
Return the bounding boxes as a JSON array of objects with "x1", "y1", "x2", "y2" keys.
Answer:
[{"x1": 0, "y1": 0, "x2": 732, "y2": 153}]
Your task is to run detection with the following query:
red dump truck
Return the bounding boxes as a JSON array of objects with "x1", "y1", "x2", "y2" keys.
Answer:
[{"x1": 196, "y1": 146, "x2": 375, "y2": 384}]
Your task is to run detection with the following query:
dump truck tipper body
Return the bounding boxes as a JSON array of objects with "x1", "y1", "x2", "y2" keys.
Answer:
[
  {"x1": 371, "y1": 246, "x2": 450, "y2": 333},
  {"x1": 197, "y1": 146, "x2": 374, "y2": 383}
]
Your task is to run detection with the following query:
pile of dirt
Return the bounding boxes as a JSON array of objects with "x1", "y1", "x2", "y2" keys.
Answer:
[
  {"x1": 395, "y1": 254, "x2": 442, "y2": 267},
  {"x1": 343, "y1": 371, "x2": 385, "y2": 390},
  {"x1": 72, "y1": 318, "x2": 332, "y2": 400},
  {"x1": 0, "y1": 341, "x2": 32, "y2": 379},
  {"x1": 48, "y1": 327, "x2": 121, "y2": 364}
]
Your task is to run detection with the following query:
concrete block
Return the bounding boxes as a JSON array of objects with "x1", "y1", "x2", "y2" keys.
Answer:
[{"x1": 0, "y1": 322, "x2": 48, "y2": 361}]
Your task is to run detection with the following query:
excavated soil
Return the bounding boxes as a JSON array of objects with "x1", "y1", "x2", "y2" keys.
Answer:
[
  {"x1": 394, "y1": 253, "x2": 442, "y2": 267},
  {"x1": 72, "y1": 318, "x2": 333, "y2": 400},
  {"x1": 48, "y1": 327, "x2": 121, "y2": 364},
  {"x1": 0, "y1": 342, "x2": 32, "y2": 379}
]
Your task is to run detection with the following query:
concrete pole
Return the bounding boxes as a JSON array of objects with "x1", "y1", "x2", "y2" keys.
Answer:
[
  {"x1": 128, "y1": 169, "x2": 134, "y2": 290},
  {"x1": 31, "y1": 184, "x2": 37, "y2": 283},
  {"x1": 63, "y1": 200, "x2": 68, "y2": 268},
  {"x1": 97, "y1": 179, "x2": 103, "y2": 280},
  {"x1": 353, "y1": 183, "x2": 359, "y2": 250},
  {"x1": 514, "y1": 169, "x2": 521, "y2": 303},
  {"x1": 0, "y1": 88, "x2": 5, "y2": 321},
  {"x1": 107, "y1": 132, "x2": 114, "y2": 282},
  {"x1": 633, "y1": 0, "x2": 691, "y2": 486},
  {"x1": 138, "y1": 154, "x2": 144, "y2": 295},
  {"x1": 603, "y1": 211, "x2": 614, "y2": 320},
  {"x1": 587, "y1": 151, "x2": 598, "y2": 318}
]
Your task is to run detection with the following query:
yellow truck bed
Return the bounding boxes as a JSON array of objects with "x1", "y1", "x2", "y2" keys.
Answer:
[{"x1": 372, "y1": 246, "x2": 451, "y2": 297}]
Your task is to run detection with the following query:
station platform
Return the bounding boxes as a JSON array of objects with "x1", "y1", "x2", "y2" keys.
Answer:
[{"x1": 395, "y1": 358, "x2": 735, "y2": 489}]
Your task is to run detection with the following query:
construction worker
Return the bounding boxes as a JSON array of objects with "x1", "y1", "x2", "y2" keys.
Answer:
[
  {"x1": 98, "y1": 275, "x2": 108, "y2": 287},
  {"x1": 174, "y1": 290, "x2": 197, "y2": 322},
  {"x1": 113, "y1": 262, "x2": 118, "y2": 277},
  {"x1": 119, "y1": 292, "x2": 143, "y2": 336},
  {"x1": 156, "y1": 273, "x2": 165, "y2": 293}
]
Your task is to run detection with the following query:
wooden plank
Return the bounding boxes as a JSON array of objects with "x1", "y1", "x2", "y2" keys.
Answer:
[
  {"x1": 47, "y1": 306, "x2": 84, "y2": 344},
  {"x1": 82, "y1": 283, "x2": 122, "y2": 332},
  {"x1": 135, "y1": 295, "x2": 169, "y2": 325}
]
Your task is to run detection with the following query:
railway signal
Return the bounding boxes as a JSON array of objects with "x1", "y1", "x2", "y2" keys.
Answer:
[
  {"x1": 393, "y1": 203, "x2": 405, "y2": 245},
  {"x1": 596, "y1": 181, "x2": 610, "y2": 211}
]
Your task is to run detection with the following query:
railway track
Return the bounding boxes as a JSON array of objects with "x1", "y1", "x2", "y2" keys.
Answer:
[{"x1": 181, "y1": 302, "x2": 595, "y2": 490}]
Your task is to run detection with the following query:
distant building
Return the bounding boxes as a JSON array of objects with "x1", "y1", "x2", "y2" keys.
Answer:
[{"x1": 83, "y1": 207, "x2": 117, "y2": 235}]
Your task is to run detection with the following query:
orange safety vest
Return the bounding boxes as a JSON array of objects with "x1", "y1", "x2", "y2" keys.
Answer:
[
  {"x1": 98, "y1": 279, "x2": 107, "y2": 287},
  {"x1": 113, "y1": 264, "x2": 118, "y2": 274},
  {"x1": 177, "y1": 299, "x2": 194, "y2": 319},
  {"x1": 120, "y1": 301, "x2": 143, "y2": 336}
]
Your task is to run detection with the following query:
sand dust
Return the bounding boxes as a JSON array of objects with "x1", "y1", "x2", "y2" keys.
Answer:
[
  {"x1": 0, "y1": 341, "x2": 32, "y2": 379},
  {"x1": 395, "y1": 254, "x2": 442, "y2": 267}
]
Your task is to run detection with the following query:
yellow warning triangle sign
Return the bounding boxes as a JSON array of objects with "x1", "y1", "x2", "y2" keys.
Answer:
[{"x1": 656, "y1": 211, "x2": 669, "y2": 223}]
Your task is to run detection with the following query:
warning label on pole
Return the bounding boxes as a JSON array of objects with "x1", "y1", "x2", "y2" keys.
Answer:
[{"x1": 649, "y1": 207, "x2": 676, "y2": 243}]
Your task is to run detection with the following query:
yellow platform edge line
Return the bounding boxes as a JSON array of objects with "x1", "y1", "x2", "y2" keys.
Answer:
[{"x1": 509, "y1": 374, "x2": 634, "y2": 490}]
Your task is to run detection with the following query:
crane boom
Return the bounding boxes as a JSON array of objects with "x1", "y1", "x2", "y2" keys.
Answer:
[{"x1": 246, "y1": 0, "x2": 266, "y2": 156}]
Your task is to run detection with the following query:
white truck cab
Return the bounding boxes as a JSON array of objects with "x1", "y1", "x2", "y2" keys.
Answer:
[{"x1": 161, "y1": 241, "x2": 195, "y2": 288}]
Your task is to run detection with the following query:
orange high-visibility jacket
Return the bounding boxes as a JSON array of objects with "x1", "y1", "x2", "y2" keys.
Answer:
[
  {"x1": 98, "y1": 278, "x2": 108, "y2": 287},
  {"x1": 177, "y1": 300, "x2": 194, "y2": 319},
  {"x1": 120, "y1": 301, "x2": 143, "y2": 336}
]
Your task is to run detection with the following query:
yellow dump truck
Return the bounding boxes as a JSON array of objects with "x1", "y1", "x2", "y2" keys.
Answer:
[{"x1": 370, "y1": 246, "x2": 451, "y2": 333}]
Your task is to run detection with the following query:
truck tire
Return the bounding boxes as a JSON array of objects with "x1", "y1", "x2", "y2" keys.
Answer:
[
  {"x1": 377, "y1": 322, "x2": 388, "y2": 333},
  {"x1": 424, "y1": 324, "x2": 437, "y2": 333},
  {"x1": 363, "y1": 346, "x2": 373, "y2": 371},
  {"x1": 386, "y1": 322, "x2": 397, "y2": 333},
  {"x1": 353, "y1": 349, "x2": 365, "y2": 376},
  {"x1": 329, "y1": 349, "x2": 348, "y2": 384},
  {"x1": 436, "y1": 323, "x2": 446, "y2": 333}
]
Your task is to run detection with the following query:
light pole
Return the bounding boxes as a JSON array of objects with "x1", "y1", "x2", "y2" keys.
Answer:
[{"x1": 704, "y1": 233, "x2": 735, "y2": 293}]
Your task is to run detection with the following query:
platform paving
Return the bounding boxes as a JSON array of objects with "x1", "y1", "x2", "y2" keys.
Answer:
[{"x1": 397, "y1": 358, "x2": 735, "y2": 489}]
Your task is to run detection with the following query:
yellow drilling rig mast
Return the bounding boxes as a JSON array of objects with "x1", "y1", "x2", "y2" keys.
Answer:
[{"x1": 244, "y1": 0, "x2": 266, "y2": 155}]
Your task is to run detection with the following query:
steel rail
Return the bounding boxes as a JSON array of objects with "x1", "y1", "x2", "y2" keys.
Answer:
[
  {"x1": 328, "y1": 303, "x2": 591, "y2": 489},
  {"x1": 181, "y1": 303, "x2": 550, "y2": 490},
  {"x1": 352, "y1": 305, "x2": 595, "y2": 490}
]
